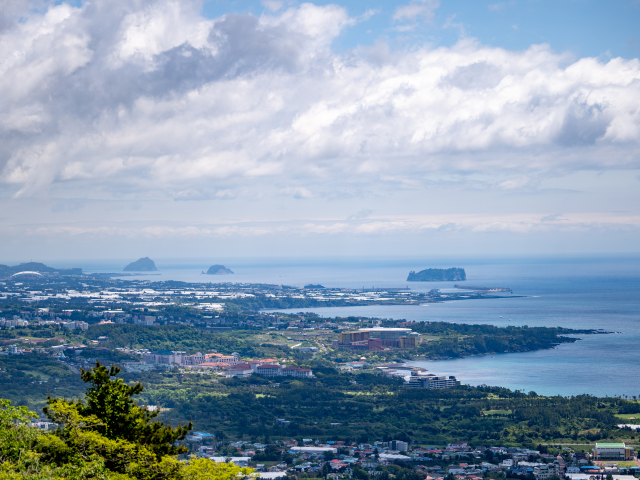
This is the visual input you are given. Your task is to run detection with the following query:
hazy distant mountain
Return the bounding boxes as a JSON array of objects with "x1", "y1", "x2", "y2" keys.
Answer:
[
  {"x1": 0, "y1": 262, "x2": 82, "y2": 276},
  {"x1": 123, "y1": 257, "x2": 157, "y2": 272},
  {"x1": 205, "y1": 265, "x2": 233, "y2": 275},
  {"x1": 407, "y1": 268, "x2": 466, "y2": 282}
]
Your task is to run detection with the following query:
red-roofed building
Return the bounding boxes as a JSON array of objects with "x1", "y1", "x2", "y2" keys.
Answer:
[
  {"x1": 282, "y1": 367, "x2": 312, "y2": 378},
  {"x1": 197, "y1": 362, "x2": 229, "y2": 370},
  {"x1": 256, "y1": 364, "x2": 282, "y2": 377},
  {"x1": 228, "y1": 363, "x2": 253, "y2": 377}
]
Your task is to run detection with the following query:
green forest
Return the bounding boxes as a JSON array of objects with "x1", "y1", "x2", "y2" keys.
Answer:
[{"x1": 135, "y1": 362, "x2": 640, "y2": 447}]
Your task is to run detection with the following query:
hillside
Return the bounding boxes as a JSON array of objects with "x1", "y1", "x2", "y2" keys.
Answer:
[{"x1": 0, "y1": 262, "x2": 82, "y2": 277}]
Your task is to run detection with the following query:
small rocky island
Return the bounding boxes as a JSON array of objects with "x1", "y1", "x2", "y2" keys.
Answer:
[
  {"x1": 204, "y1": 264, "x2": 233, "y2": 275},
  {"x1": 407, "y1": 267, "x2": 466, "y2": 282},
  {"x1": 123, "y1": 257, "x2": 157, "y2": 272}
]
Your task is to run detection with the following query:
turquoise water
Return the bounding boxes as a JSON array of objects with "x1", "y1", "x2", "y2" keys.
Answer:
[
  {"x1": 56, "y1": 255, "x2": 640, "y2": 397},
  {"x1": 248, "y1": 256, "x2": 640, "y2": 397}
]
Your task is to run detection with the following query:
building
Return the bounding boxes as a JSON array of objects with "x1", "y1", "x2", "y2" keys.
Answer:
[
  {"x1": 0, "y1": 319, "x2": 29, "y2": 327},
  {"x1": 294, "y1": 346, "x2": 318, "y2": 352},
  {"x1": 390, "y1": 440, "x2": 409, "y2": 452},
  {"x1": 182, "y1": 352, "x2": 206, "y2": 366},
  {"x1": 228, "y1": 363, "x2": 253, "y2": 377},
  {"x1": 338, "y1": 328, "x2": 420, "y2": 350},
  {"x1": 448, "y1": 442, "x2": 469, "y2": 451},
  {"x1": 122, "y1": 362, "x2": 165, "y2": 373},
  {"x1": 143, "y1": 350, "x2": 186, "y2": 365},
  {"x1": 282, "y1": 367, "x2": 312, "y2": 377},
  {"x1": 533, "y1": 463, "x2": 561, "y2": 480},
  {"x1": 339, "y1": 331, "x2": 370, "y2": 344},
  {"x1": 594, "y1": 443, "x2": 635, "y2": 461},
  {"x1": 204, "y1": 353, "x2": 239, "y2": 365},
  {"x1": 254, "y1": 364, "x2": 313, "y2": 378},
  {"x1": 256, "y1": 364, "x2": 282, "y2": 377},
  {"x1": 405, "y1": 373, "x2": 460, "y2": 389},
  {"x1": 63, "y1": 321, "x2": 89, "y2": 330},
  {"x1": 291, "y1": 447, "x2": 338, "y2": 454},
  {"x1": 399, "y1": 335, "x2": 418, "y2": 349},
  {"x1": 195, "y1": 362, "x2": 230, "y2": 370},
  {"x1": 29, "y1": 421, "x2": 58, "y2": 431},
  {"x1": 209, "y1": 457, "x2": 251, "y2": 466},
  {"x1": 361, "y1": 327, "x2": 420, "y2": 348},
  {"x1": 346, "y1": 361, "x2": 367, "y2": 369},
  {"x1": 143, "y1": 351, "x2": 216, "y2": 367}
]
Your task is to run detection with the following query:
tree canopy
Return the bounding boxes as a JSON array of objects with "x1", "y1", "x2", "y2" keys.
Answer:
[{"x1": 0, "y1": 362, "x2": 253, "y2": 480}]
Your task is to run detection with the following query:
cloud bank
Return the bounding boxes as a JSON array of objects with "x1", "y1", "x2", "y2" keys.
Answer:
[
  {"x1": 1, "y1": 0, "x2": 639, "y2": 258},
  {"x1": 1, "y1": 0, "x2": 639, "y2": 200}
]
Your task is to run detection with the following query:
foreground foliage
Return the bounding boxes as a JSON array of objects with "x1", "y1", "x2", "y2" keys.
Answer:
[{"x1": 0, "y1": 363, "x2": 253, "y2": 480}]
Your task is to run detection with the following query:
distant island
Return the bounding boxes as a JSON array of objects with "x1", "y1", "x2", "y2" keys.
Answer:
[
  {"x1": 204, "y1": 265, "x2": 233, "y2": 275},
  {"x1": 0, "y1": 262, "x2": 82, "y2": 277},
  {"x1": 123, "y1": 257, "x2": 157, "y2": 272},
  {"x1": 304, "y1": 284, "x2": 325, "y2": 289},
  {"x1": 407, "y1": 267, "x2": 466, "y2": 282}
]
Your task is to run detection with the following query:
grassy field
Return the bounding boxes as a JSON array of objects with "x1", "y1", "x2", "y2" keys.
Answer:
[
  {"x1": 483, "y1": 409, "x2": 512, "y2": 416},
  {"x1": 616, "y1": 414, "x2": 640, "y2": 421}
]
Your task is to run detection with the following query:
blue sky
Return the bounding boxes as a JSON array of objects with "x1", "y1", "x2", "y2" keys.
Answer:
[
  {"x1": 0, "y1": 0, "x2": 639, "y2": 260},
  {"x1": 202, "y1": 0, "x2": 640, "y2": 58}
]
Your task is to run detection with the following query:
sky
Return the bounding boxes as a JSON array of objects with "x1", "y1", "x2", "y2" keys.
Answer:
[{"x1": 1, "y1": 0, "x2": 640, "y2": 262}]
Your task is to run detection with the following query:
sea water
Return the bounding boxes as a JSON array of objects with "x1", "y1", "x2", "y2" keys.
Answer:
[{"x1": 56, "y1": 255, "x2": 640, "y2": 397}]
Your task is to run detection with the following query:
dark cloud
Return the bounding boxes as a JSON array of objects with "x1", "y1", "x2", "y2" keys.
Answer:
[
  {"x1": 555, "y1": 101, "x2": 610, "y2": 146},
  {"x1": 442, "y1": 61, "x2": 504, "y2": 90}
]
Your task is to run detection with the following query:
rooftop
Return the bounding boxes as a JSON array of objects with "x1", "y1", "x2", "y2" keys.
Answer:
[{"x1": 358, "y1": 327, "x2": 412, "y2": 332}]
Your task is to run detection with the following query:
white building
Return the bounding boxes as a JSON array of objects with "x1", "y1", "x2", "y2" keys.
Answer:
[
  {"x1": 122, "y1": 362, "x2": 163, "y2": 373},
  {"x1": 228, "y1": 363, "x2": 253, "y2": 377},
  {"x1": 143, "y1": 350, "x2": 187, "y2": 365},
  {"x1": 208, "y1": 457, "x2": 251, "y2": 466},
  {"x1": 254, "y1": 364, "x2": 313, "y2": 378},
  {"x1": 594, "y1": 443, "x2": 635, "y2": 461},
  {"x1": 203, "y1": 354, "x2": 239, "y2": 365},
  {"x1": 291, "y1": 447, "x2": 338, "y2": 454},
  {"x1": 63, "y1": 321, "x2": 89, "y2": 330},
  {"x1": 533, "y1": 463, "x2": 561, "y2": 480},
  {"x1": 182, "y1": 352, "x2": 207, "y2": 366},
  {"x1": 405, "y1": 373, "x2": 460, "y2": 389}
]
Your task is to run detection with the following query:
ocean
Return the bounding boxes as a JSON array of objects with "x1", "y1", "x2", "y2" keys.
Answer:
[{"x1": 56, "y1": 255, "x2": 640, "y2": 397}]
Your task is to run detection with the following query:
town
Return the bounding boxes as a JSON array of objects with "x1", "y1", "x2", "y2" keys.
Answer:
[
  {"x1": 1, "y1": 270, "x2": 636, "y2": 480},
  {"x1": 143, "y1": 438, "x2": 640, "y2": 480}
]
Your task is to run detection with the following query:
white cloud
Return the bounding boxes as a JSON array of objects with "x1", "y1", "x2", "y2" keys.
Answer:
[
  {"x1": 488, "y1": 2, "x2": 516, "y2": 13},
  {"x1": 494, "y1": 176, "x2": 536, "y2": 190},
  {"x1": 393, "y1": 0, "x2": 440, "y2": 23},
  {"x1": 0, "y1": 0, "x2": 638, "y2": 234},
  {"x1": 302, "y1": 222, "x2": 348, "y2": 234},
  {"x1": 11, "y1": 212, "x2": 640, "y2": 240},
  {"x1": 262, "y1": 1, "x2": 284, "y2": 13},
  {"x1": 279, "y1": 186, "x2": 315, "y2": 199}
]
